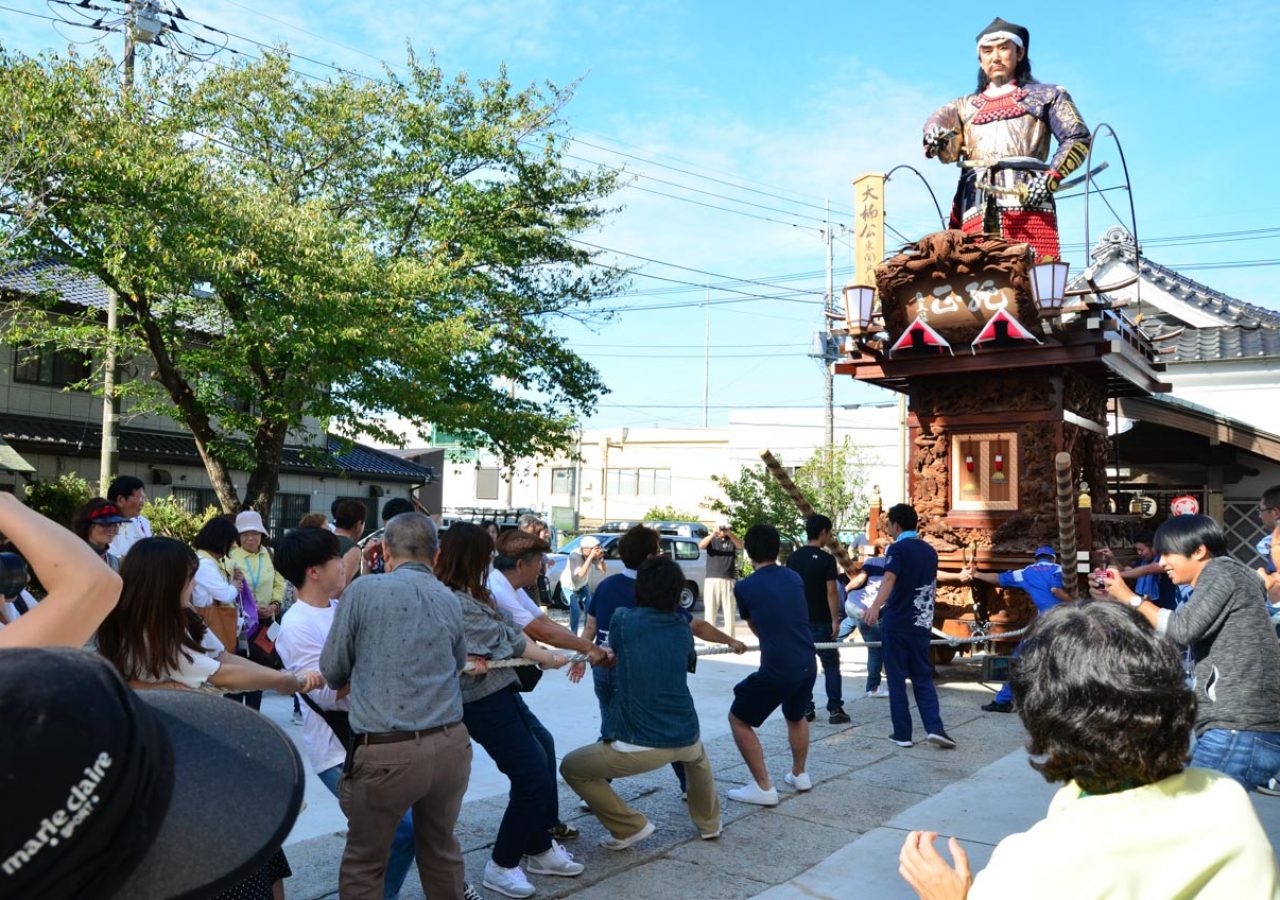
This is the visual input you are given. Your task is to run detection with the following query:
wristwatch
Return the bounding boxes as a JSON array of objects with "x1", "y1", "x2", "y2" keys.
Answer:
[{"x1": 1128, "y1": 594, "x2": 1147, "y2": 608}]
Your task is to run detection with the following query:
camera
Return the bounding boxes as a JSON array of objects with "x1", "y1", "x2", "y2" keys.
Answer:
[{"x1": 0, "y1": 552, "x2": 29, "y2": 601}]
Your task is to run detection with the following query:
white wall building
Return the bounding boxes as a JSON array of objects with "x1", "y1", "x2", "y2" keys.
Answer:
[{"x1": 434, "y1": 401, "x2": 907, "y2": 530}]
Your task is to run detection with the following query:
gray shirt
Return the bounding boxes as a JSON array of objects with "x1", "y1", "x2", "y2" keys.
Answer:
[
  {"x1": 455, "y1": 588, "x2": 528, "y2": 705},
  {"x1": 320, "y1": 561, "x2": 466, "y2": 734},
  {"x1": 1158, "y1": 555, "x2": 1280, "y2": 735}
]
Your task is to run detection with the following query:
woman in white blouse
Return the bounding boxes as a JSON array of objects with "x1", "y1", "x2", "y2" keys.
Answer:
[{"x1": 96, "y1": 536, "x2": 322, "y2": 696}]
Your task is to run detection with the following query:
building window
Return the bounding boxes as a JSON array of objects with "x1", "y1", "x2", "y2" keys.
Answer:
[
  {"x1": 551, "y1": 467, "x2": 576, "y2": 495},
  {"x1": 270, "y1": 493, "x2": 311, "y2": 536},
  {"x1": 951, "y1": 432, "x2": 1018, "y2": 511},
  {"x1": 13, "y1": 345, "x2": 92, "y2": 388},
  {"x1": 172, "y1": 487, "x2": 220, "y2": 517},
  {"x1": 607, "y1": 468, "x2": 671, "y2": 497},
  {"x1": 476, "y1": 467, "x2": 500, "y2": 501}
]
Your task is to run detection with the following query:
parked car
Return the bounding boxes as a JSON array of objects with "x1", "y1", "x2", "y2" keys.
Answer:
[{"x1": 545, "y1": 533, "x2": 707, "y2": 611}]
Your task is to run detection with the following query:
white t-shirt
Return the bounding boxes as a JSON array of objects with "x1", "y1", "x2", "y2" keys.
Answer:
[
  {"x1": 1, "y1": 590, "x2": 39, "y2": 625},
  {"x1": 128, "y1": 628, "x2": 225, "y2": 689},
  {"x1": 276, "y1": 600, "x2": 347, "y2": 774},
  {"x1": 109, "y1": 515, "x2": 153, "y2": 558},
  {"x1": 487, "y1": 568, "x2": 544, "y2": 630}
]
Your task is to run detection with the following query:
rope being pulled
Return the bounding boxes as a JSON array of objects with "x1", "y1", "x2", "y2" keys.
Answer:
[{"x1": 466, "y1": 624, "x2": 1032, "y2": 672}]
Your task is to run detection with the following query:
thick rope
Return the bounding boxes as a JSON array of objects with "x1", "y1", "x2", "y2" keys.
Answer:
[{"x1": 465, "y1": 624, "x2": 1031, "y2": 672}]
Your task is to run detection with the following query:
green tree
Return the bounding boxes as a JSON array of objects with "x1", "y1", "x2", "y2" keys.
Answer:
[
  {"x1": 708, "y1": 464, "x2": 806, "y2": 545},
  {"x1": 0, "y1": 48, "x2": 624, "y2": 514},
  {"x1": 142, "y1": 496, "x2": 219, "y2": 545},
  {"x1": 793, "y1": 438, "x2": 871, "y2": 539},
  {"x1": 707, "y1": 439, "x2": 871, "y2": 546},
  {"x1": 642, "y1": 505, "x2": 701, "y2": 522}
]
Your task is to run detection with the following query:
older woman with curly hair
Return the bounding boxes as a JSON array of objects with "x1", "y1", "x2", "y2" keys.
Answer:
[{"x1": 898, "y1": 601, "x2": 1278, "y2": 900}]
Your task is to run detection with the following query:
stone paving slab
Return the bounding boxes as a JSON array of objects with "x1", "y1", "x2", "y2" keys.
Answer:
[{"x1": 280, "y1": 657, "x2": 1040, "y2": 899}]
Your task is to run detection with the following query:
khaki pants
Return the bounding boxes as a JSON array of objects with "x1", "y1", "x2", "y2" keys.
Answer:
[
  {"x1": 338, "y1": 724, "x2": 472, "y2": 900},
  {"x1": 560, "y1": 739, "x2": 720, "y2": 838},
  {"x1": 703, "y1": 577, "x2": 737, "y2": 634}
]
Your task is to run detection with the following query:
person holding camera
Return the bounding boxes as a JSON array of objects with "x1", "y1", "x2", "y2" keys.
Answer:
[
  {"x1": 1092, "y1": 514, "x2": 1280, "y2": 792},
  {"x1": 0, "y1": 493, "x2": 122, "y2": 648},
  {"x1": 699, "y1": 522, "x2": 742, "y2": 635},
  {"x1": 560, "y1": 534, "x2": 605, "y2": 635}
]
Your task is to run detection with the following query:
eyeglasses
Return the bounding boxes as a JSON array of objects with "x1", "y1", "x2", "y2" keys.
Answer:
[{"x1": 1258, "y1": 506, "x2": 1279, "y2": 515}]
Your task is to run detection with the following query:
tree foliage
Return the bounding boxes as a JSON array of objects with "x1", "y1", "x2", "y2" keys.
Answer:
[
  {"x1": 708, "y1": 439, "x2": 871, "y2": 546},
  {"x1": 142, "y1": 496, "x2": 219, "y2": 545},
  {"x1": 22, "y1": 472, "x2": 94, "y2": 528},
  {"x1": 642, "y1": 505, "x2": 701, "y2": 522},
  {"x1": 0, "y1": 48, "x2": 625, "y2": 513}
]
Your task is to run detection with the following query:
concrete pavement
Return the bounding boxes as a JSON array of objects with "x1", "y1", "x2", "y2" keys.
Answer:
[{"x1": 265, "y1": 628, "x2": 1280, "y2": 899}]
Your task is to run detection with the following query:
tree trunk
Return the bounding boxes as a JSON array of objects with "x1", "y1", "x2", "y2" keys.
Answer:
[{"x1": 241, "y1": 420, "x2": 289, "y2": 515}]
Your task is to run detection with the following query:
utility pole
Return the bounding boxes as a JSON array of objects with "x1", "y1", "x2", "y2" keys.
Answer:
[
  {"x1": 823, "y1": 200, "x2": 835, "y2": 450},
  {"x1": 100, "y1": 6, "x2": 138, "y2": 494},
  {"x1": 702, "y1": 281, "x2": 710, "y2": 428}
]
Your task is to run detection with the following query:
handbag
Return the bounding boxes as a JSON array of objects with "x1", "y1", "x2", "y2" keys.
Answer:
[
  {"x1": 248, "y1": 617, "x2": 284, "y2": 670},
  {"x1": 298, "y1": 690, "x2": 354, "y2": 750},
  {"x1": 196, "y1": 603, "x2": 239, "y2": 652}
]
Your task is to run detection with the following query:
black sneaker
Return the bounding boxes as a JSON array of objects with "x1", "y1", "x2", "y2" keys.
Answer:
[
  {"x1": 982, "y1": 700, "x2": 1014, "y2": 713},
  {"x1": 828, "y1": 708, "x2": 851, "y2": 725},
  {"x1": 926, "y1": 732, "x2": 957, "y2": 750},
  {"x1": 549, "y1": 821, "x2": 579, "y2": 841},
  {"x1": 803, "y1": 707, "x2": 816, "y2": 722}
]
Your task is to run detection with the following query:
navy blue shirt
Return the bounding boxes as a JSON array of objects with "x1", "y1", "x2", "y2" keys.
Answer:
[
  {"x1": 882, "y1": 535, "x2": 937, "y2": 631},
  {"x1": 787, "y1": 545, "x2": 839, "y2": 625},
  {"x1": 587, "y1": 571, "x2": 691, "y2": 648},
  {"x1": 734, "y1": 564, "x2": 816, "y2": 682}
]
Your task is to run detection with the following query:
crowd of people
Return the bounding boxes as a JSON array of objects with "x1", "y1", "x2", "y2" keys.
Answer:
[{"x1": 3, "y1": 478, "x2": 1280, "y2": 898}]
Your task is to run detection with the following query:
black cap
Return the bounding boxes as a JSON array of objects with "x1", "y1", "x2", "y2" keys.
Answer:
[
  {"x1": 976, "y1": 16, "x2": 1030, "y2": 53},
  {"x1": 0, "y1": 648, "x2": 304, "y2": 900}
]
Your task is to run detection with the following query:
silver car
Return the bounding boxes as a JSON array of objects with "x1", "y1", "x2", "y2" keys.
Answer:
[{"x1": 546, "y1": 533, "x2": 707, "y2": 611}]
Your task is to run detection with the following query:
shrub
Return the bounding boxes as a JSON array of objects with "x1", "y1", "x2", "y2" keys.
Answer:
[
  {"x1": 143, "y1": 495, "x2": 220, "y2": 544},
  {"x1": 23, "y1": 473, "x2": 95, "y2": 528}
]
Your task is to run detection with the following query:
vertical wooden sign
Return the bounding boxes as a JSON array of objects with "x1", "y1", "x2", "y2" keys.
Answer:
[{"x1": 853, "y1": 173, "x2": 886, "y2": 293}]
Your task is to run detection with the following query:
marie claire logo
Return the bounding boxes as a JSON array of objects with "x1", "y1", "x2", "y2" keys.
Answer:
[{"x1": 3, "y1": 752, "x2": 113, "y2": 877}]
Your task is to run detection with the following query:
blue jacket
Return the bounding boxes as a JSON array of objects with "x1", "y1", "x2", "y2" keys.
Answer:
[{"x1": 602, "y1": 606, "x2": 700, "y2": 749}]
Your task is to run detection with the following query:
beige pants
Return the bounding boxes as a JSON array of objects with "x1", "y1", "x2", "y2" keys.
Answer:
[
  {"x1": 560, "y1": 739, "x2": 721, "y2": 838},
  {"x1": 703, "y1": 577, "x2": 737, "y2": 634},
  {"x1": 338, "y1": 724, "x2": 472, "y2": 900}
]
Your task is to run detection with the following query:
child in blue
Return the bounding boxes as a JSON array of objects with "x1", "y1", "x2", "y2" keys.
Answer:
[
  {"x1": 864, "y1": 504, "x2": 955, "y2": 749},
  {"x1": 966, "y1": 545, "x2": 1070, "y2": 713},
  {"x1": 837, "y1": 548, "x2": 888, "y2": 698}
]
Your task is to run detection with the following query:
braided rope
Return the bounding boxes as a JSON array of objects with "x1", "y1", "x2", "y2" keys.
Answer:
[{"x1": 465, "y1": 625, "x2": 1032, "y2": 672}]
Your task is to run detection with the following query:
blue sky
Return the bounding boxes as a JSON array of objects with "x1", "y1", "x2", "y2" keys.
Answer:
[{"x1": 4, "y1": 0, "x2": 1278, "y2": 436}]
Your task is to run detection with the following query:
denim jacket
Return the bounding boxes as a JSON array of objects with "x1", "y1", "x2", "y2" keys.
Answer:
[{"x1": 602, "y1": 607, "x2": 700, "y2": 749}]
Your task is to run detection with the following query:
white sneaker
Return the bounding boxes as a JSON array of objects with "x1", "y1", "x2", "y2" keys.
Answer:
[
  {"x1": 728, "y1": 782, "x2": 779, "y2": 806},
  {"x1": 867, "y1": 686, "x2": 890, "y2": 698},
  {"x1": 524, "y1": 840, "x2": 585, "y2": 876},
  {"x1": 483, "y1": 860, "x2": 535, "y2": 898},
  {"x1": 700, "y1": 826, "x2": 722, "y2": 840},
  {"x1": 1258, "y1": 778, "x2": 1280, "y2": 797},
  {"x1": 598, "y1": 820, "x2": 655, "y2": 851},
  {"x1": 578, "y1": 798, "x2": 591, "y2": 811},
  {"x1": 784, "y1": 771, "x2": 812, "y2": 792}
]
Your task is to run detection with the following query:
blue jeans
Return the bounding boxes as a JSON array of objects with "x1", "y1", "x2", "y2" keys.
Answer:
[
  {"x1": 317, "y1": 765, "x2": 415, "y2": 899},
  {"x1": 592, "y1": 665, "x2": 687, "y2": 791},
  {"x1": 463, "y1": 686, "x2": 558, "y2": 867},
  {"x1": 857, "y1": 620, "x2": 884, "y2": 693},
  {"x1": 1190, "y1": 728, "x2": 1280, "y2": 791},
  {"x1": 806, "y1": 622, "x2": 843, "y2": 712},
  {"x1": 569, "y1": 586, "x2": 589, "y2": 634},
  {"x1": 882, "y1": 624, "x2": 945, "y2": 741}
]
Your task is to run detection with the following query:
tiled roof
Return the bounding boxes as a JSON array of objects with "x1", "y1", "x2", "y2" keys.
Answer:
[
  {"x1": 1166, "y1": 326, "x2": 1280, "y2": 364},
  {"x1": 0, "y1": 414, "x2": 436, "y2": 483},
  {"x1": 0, "y1": 259, "x2": 111, "y2": 311},
  {"x1": 1087, "y1": 227, "x2": 1280, "y2": 329}
]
